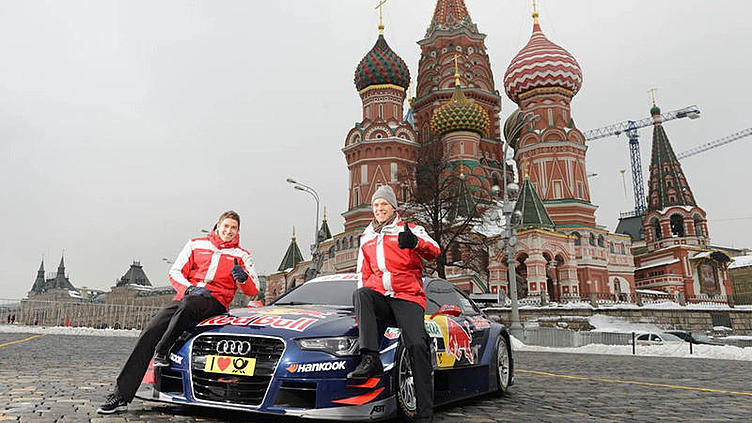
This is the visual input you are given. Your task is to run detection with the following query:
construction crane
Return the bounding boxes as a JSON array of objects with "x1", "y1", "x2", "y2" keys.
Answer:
[
  {"x1": 676, "y1": 128, "x2": 752, "y2": 160},
  {"x1": 582, "y1": 105, "x2": 701, "y2": 215}
]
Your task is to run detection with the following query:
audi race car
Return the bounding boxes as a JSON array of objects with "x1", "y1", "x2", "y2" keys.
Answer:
[{"x1": 137, "y1": 273, "x2": 514, "y2": 421}]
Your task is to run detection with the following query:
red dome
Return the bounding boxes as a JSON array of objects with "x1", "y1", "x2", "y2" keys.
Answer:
[{"x1": 503, "y1": 21, "x2": 582, "y2": 104}]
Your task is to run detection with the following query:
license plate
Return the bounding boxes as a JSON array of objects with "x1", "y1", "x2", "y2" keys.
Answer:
[{"x1": 204, "y1": 355, "x2": 256, "y2": 376}]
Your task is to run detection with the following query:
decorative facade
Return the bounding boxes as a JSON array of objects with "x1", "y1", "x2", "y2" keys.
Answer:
[{"x1": 633, "y1": 104, "x2": 733, "y2": 300}]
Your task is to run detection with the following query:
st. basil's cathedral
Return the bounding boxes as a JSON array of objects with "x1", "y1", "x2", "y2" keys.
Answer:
[{"x1": 265, "y1": 0, "x2": 733, "y2": 304}]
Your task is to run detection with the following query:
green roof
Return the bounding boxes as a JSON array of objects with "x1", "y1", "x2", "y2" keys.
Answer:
[
  {"x1": 514, "y1": 177, "x2": 554, "y2": 230},
  {"x1": 278, "y1": 235, "x2": 305, "y2": 272}
]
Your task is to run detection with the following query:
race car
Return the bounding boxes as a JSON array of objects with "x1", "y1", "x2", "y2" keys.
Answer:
[{"x1": 137, "y1": 273, "x2": 514, "y2": 421}]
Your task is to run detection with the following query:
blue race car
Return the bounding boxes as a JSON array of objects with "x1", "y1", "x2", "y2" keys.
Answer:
[{"x1": 136, "y1": 273, "x2": 514, "y2": 421}]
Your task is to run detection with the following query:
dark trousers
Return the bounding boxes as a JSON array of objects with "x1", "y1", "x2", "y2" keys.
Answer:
[
  {"x1": 115, "y1": 294, "x2": 225, "y2": 401},
  {"x1": 354, "y1": 287, "x2": 433, "y2": 418}
]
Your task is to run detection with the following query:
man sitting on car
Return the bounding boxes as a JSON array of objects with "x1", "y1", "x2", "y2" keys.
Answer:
[
  {"x1": 349, "y1": 185, "x2": 440, "y2": 423},
  {"x1": 97, "y1": 210, "x2": 259, "y2": 414}
]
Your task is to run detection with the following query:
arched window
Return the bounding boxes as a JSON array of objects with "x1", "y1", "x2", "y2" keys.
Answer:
[
  {"x1": 650, "y1": 218, "x2": 662, "y2": 240},
  {"x1": 609, "y1": 242, "x2": 615, "y2": 253},
  {"x1": 693, "y1": 215, "x2": 705, "y2": 238},
  {"x1": 670, "y1": 214, "x2": 685, "y2": 237},
  {"x1": 572, "y1": 232, "x2": 582, "y2": 246},
  {"x1": 597, "y1": 235, "x2": 605, "y2": 247},
  {"x1": 589, "y1": 233, "x2": 596, "y2": 246}
]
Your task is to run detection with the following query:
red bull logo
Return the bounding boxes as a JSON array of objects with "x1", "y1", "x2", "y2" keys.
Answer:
[{"x1": 445, "y1": 318, "x2": 474, "y2": 364}]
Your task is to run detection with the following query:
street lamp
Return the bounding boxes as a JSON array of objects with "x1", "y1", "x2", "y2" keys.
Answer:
[
  {"x1": 286, "y1": 177, "x2": 320, "y2": 254},
  {"x1": 497, "y1": 111, "x2": 538, "y2": 337}
]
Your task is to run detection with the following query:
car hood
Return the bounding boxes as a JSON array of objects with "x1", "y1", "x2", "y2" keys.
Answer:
[{"x1": 190, "y1": 304, "x2": 358, "y2": 338}]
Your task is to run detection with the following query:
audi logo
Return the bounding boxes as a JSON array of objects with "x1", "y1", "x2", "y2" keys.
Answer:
[{"x1": 216, "y1": 339, "x2": 252, "y2": 355}]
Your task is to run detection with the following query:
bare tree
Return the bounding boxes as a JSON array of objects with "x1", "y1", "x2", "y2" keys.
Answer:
[{"x1": 399, "y1": 144, "x2": 495, "y2": 285}]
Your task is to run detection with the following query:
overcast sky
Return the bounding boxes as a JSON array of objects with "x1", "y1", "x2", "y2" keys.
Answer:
[{"x1": 1, "y1": 1, "x2": 750, "y2": 300}]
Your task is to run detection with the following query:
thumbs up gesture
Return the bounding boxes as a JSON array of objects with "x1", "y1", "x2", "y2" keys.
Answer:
[
  {"x1": 398, "y1": 222, "x2": 418, "y2": 250},
  {"x1": 232, "y1": 258, "x2": 249, "y2": 283}
]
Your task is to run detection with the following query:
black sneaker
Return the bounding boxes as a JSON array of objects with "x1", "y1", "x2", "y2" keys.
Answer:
[
  {"x1": 153, "y1": 353, "x2": 170, "y2": 367},
  {"x1": 347, "y1": 353, "x2": 383, "y2": 381},
  {"x1": 97, "y1": 393, "x2": 127, "y2": 414}
]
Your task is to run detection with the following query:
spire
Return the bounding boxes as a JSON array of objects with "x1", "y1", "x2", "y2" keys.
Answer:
[
  {"x1": 375, "y1": 0, "x2": 387, "y2": 35},
  {"x1": 646, "y1": 103, "x2": 697, "y2": 211},
  {"x1": 514, "y1": 172, "x2": 555, "y2": 230},
  {"x1": 429, "y1": 0, "x2": 472, "y2": 34},
  {"x1": 532, "y1": 0, "x2": 540, "y2": 27},
  {"x1": 453, "y1": 53, "x2": 461, "y2": 87},
  {"x1": 318, "y1": 209, "x2": 333, "y2": 242},
  {"x1": 38, "y1": 259, "x2": 44, "y2": 272},
  {"x1": 278, "y1": 227, "x2": 305, "y2": 272},
  {"x1": 58, "y1": 253, "x2": 65, "y2": 274}
]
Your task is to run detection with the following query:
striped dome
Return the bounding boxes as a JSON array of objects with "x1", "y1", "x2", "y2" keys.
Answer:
[
  {"x1": 430, "y1": 85, "x2": 489, "y2": 137},
  {"x1": 503, "y1": 21, "x2": 582, "y2": 104},
  {"x1": 354, "y1": 35, "x2": 410, "y2": 92}
]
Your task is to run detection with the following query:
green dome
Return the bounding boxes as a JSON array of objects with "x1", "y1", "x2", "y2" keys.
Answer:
[
  {"x1": 354, "y1": 35, "x2": 410, "y2": 92},
  {"x1": 650, "y1": 104, "x2": 661, "y2": 116},
  {"x1": 430, "y1": 86, "x2": 490, "y2": 137}
]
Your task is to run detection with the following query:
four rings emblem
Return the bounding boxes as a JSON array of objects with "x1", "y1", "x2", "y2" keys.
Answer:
[{"x1": 216, "y1": 339, "x2": 252, "y2": 355}]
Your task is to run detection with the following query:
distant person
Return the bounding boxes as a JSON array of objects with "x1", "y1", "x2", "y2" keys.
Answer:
[
  {"x1": 348, "y1": 185, "x2": 440, "y2": 423},
  {"x1": 10, "y1": 314, "x2": 15, "y2": 324},
  {"x1": 97, "y1": 210, "x2": 259, "y2": 414},
  {"x1": 33, "y1": 315, "x2": 39, "y2": 326}
]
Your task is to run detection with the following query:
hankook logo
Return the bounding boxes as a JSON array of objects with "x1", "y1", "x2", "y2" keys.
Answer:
[
  {"x1": 286, "y1": 361, "x2": 346, "y2": 373},
  {"x1": 216, "y1": 339, "x2": 252, "y2": 355}
]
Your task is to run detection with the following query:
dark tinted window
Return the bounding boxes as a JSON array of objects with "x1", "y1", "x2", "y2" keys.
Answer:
[
  {"x1": 425, "y1": 279, "x2": 463, "y2": 315},
  {"x1": 273, "y1": 280, "x2": 357, "y2": 307}
]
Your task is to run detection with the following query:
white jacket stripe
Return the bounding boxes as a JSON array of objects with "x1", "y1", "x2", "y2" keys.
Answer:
[
  {"x1": 411, "y1": 224, "x2": 440, "y2": 249},
  {"x1": 375, "y1": 234, "x2": 393, "y2": 295},
  {"x1": 169, "y1": 240, "x2": 194, "y2": 288},
  {"x1": 200, "y1": 251, "x2": 222, "y2": 287}
]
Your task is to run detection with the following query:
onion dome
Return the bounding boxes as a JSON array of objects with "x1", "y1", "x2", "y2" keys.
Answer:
[
  {"x1": 503, "y1": 9, "x2": 582, "y2": 104},
  {"x1": 430, "y1": 63, "x2": 489, "y2": 137},
  {"x1": 354, "y1": 35, "x2": 410, "y2": 92},
  {"x1": 650, "y1": 104, "x2": 661, "y2": 116},
  {"x1": 503, "y1": 108, "x2": 524, "y2": 145}
]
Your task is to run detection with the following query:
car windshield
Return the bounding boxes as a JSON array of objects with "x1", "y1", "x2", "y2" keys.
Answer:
[
  {"x1": 693, "y1": 334, "x2": 715, "y2": 343},
  {"x1": 273, "y1": 280, "x2": 357, "y2": 307},
  {"x1": 660, "y1": 333, "x2": 684, "y2": 342}
]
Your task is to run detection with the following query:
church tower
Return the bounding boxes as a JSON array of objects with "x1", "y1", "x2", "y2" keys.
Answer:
[
  {"x1": 343, "y1": 5, "x2": 418, "y2": 231},
  {"x1": 503, "y1": 4, "x2": 594, "y2": 227},
  {"x1": 643, "y1": 102, "x2": 709, "y2": 251}
]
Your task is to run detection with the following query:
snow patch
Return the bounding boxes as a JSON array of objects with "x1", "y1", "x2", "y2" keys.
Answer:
[{"x1": 0, "y1": 324, "x2": 141, "y2": 337}]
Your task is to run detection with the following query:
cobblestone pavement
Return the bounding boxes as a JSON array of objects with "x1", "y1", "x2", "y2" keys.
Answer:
[{"x1": 1, "y1": 333, "x2": 750, "y2": 422}]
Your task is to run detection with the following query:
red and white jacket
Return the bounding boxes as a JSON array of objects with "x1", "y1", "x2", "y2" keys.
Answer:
[
  {"x1": 168, "y1": 231, "x2": 259, "y2": 309},
  {"x1": 357, "y1": 214, "x2": 441, "y2": 309}
]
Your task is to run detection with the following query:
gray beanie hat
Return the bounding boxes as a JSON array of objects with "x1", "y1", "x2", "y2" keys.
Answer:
[{"x1": 371, "y1": 185, "x2": 398, "y2": 209}]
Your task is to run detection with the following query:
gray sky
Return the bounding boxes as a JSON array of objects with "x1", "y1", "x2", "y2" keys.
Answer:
[{"x1": 1, "y1": 1, "x2": 750, "y2": 300}]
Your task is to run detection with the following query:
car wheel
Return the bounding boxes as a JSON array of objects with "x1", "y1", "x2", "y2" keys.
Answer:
[
  {"x1": 494, "y1": 335, "x2": 511, "y2": 395},
  {"x1": 394, "y1": 343, "x2": 417, "y2": 421}
]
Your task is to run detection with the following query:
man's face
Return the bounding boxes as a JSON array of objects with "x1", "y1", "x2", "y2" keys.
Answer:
[
  {"x1": 372, "y1": 198, "x2": 395, "y2": 224},
  {"x1": 216, "y1": 218, "x2": 239, "y2": 242}
]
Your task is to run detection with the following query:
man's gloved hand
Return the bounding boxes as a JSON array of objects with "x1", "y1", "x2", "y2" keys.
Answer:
[
  {"x1": 398, "y1": 223, "x2": 418, "y2": 249},
  {"x1": 232, "y1": 258, "x2": 249, "y2": 283},
  {"x1": 184, "y1": 286, "x2": 212, "y2": 297}
]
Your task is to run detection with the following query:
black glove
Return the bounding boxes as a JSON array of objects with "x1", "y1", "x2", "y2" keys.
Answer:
[
  {"x1": 184, "y1": 286, "x2": 212, "y2": 297},
  {"x1": 398, "y1": 223, "x2": 418, "y2": 249},
  {"x1": 232, "y1": 258, "x2": 249, "y2": 282}
]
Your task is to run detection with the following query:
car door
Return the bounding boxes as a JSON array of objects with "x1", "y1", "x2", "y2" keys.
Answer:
[{"x1": 424, "y1": 279, "x2": 475, "y2": 369}]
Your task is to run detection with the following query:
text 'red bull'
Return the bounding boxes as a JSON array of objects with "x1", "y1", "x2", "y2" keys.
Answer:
[{"x1": 197, "y1": 314, "x2": 318, "y2": 332}]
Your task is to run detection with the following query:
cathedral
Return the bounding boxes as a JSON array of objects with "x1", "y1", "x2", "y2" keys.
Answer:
[{"x1": 266, "y1": 0, "x2": 639, "y2": 303}]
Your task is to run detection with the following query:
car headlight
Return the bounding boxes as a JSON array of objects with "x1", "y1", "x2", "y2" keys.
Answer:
[{"x1": 296, "y1": 336, "x2": 359, "y2": 357}]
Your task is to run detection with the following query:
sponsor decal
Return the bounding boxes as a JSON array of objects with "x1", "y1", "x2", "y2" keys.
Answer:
[
  {"x1": 371, "y1": 405, "x2": 385, "y2": 415},
  {"x1": 205, "y1": 355, "x2": 256, "y2": 376},
  {"x1": 286, "y1": 361, "x2": 346, "y2": 373},
  {"x1": 423, "y1": 320, "x2": 442, "y2": 338},
  {"x1": 253, "y1": 307, "x2": 334, "y2": 319},
  {"x1": 468, "y1": 316, "x2": 491, "y2": 330},
  {"x1": 384, "y1": 327, "x2": 401, "y2": 340},
  {"x1": 445, "y1": 318, "x2": 474, "y2": 364},
  {"x1": 197, "y1": 314, "x2": 318, "y2": 332},
  {"x1": 169, "y1": 353, "x2": 183, "y2": 365}
]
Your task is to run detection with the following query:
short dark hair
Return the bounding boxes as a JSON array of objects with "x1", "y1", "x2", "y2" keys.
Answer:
[{"x1": 217, "y1": 210, "x2": 240, "y2": 228}]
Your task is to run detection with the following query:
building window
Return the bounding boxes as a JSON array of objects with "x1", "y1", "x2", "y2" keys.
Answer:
[
  {"x1": 597, "y1": 234, "x2": 605, "y2": 247},
  {"x1": 391, "y1": 163, "x2": 398, "y2": 182},
  {"x1": 553, "y1": 180, "x2": 563, "y2": 199},
  {"x1": 620, "y1": 244, "x2": 626, "y2": 254},
  {"x1": 572, "y1": 232, "x2": 582, "y2": 246},
  {"x1": 670, "y1": 214, "x2": 685, "y2": 237},
  {"x1": 361, "y1": 164, "x2": 368, "y2": 184},
  {"x1": 577, "y1": 182, "x2": 584, "y2": 199},
  {"x1": 393, "y1": 104, "x2": 397, "y2": 118},
  {"x1": 365, "y1": 105, "x2": 370, "y2": 119},
  {"x1": 609, "y1": 242, "x2": 615, "y2": 253},
  {"x1": 379, "y1": 104, "x2": 383, "y2": 119},
  {"x1": 589, "y1": 233, "x2": 596, "y2": 246}
]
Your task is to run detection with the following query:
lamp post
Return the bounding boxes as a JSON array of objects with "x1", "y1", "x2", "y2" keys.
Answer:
[
  {"x1": 286, "y1": 177, "x2": 320, "y2": 254},
  {"x1": 497, "y1": 111, "x2": 538, "y2": 337}
]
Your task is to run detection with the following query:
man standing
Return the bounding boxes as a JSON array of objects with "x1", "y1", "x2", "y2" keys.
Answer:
[
  {"x1": 348, "y1": 185, "x2": 440, "y2": 423},
  {"x1": 98, "y1": 210, "x2": 259, "y2": 414}
]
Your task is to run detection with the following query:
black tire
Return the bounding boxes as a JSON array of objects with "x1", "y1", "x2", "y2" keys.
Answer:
[
  {"x1": 393, "y1": 342, "x2": 418, "y2": 422},
  {"x1": 493, "y1": 335, "x2": 512, "y2": 395}
]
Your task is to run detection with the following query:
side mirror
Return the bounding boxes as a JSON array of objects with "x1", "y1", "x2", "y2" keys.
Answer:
[
  {"x1": 430, "y1": 304, "x2": 462, "y2": 320},
  {"x1": 247, "y1": 300, "x2": 264, "y2": 308}
]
